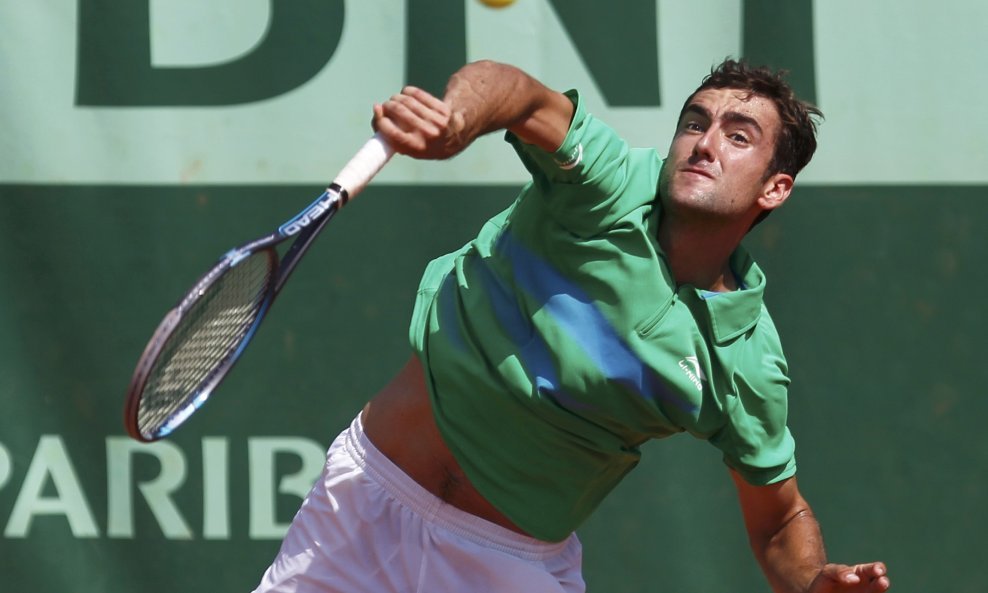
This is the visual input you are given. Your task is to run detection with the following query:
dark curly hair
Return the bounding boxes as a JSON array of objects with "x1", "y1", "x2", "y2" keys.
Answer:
[{"x1": 681, "y1": 59, "x2": 823, "y2": 180}]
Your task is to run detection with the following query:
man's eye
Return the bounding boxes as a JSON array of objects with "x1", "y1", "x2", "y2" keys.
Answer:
[
  {"x1": 729, "y1": 132, "x2": 750, "y2": 144},
  {"x1": 684, "y1": 121, "x2": 703, "y2": 132}
]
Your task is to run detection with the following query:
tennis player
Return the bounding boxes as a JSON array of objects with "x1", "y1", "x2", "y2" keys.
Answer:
[{"x1": 253, "y1": 59, "x2": 890, "y2": 592}]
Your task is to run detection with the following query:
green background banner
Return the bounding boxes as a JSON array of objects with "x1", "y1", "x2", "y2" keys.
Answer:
[{"x1": 1, "y1": 2, "x2": 985, "y2": 591}]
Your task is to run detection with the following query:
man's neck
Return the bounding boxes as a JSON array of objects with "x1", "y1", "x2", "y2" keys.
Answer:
[{"x1": 657, "y1": 215, "x2": 748, "y2": 292}]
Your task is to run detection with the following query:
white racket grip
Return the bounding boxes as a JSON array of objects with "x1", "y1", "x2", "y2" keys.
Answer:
[{"x1": 334, "y1": 133, "x2": 394, "y2": 198}]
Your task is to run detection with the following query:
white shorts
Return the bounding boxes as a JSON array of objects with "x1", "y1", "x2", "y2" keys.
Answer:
[{"x1": 252, "y1": 415, "x2": 585, "y2": 593}]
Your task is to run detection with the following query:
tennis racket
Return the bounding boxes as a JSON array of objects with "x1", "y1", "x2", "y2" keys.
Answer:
[{"x1": 124, "y1": 134, "x2": 394, "y2": 442}]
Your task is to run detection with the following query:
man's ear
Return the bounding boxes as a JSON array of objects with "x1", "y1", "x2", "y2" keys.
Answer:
[{"x1": 758, "y1": 173, "x2": 794, "y2": 212}]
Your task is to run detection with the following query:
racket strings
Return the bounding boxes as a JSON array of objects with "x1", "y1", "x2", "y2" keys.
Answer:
[{"x1": 138, "y1": 252, "x2": 275, "y2": 436}]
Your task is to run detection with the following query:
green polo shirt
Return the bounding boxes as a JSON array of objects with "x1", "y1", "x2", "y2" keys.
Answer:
[{"x1": 409, "y1": 90, "x2": 796, "y2": 542}]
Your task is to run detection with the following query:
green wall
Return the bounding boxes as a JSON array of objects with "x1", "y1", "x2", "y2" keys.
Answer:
[{"x1": 1, "y1": 185, "x2": 984, "y2": 591}]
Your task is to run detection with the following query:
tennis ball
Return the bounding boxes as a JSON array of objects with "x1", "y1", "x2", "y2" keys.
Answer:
[{"x1": 478, "y1": 0, "x2": 516, "y2": 8}]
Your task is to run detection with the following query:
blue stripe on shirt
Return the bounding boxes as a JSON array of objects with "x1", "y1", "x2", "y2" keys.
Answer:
[{"x1": 494, "y1": 230, "x2": 695, "y2": 414}]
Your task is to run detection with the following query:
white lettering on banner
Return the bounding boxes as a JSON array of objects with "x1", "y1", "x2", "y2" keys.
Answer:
[
  {"x1": 0, "y1": 443, "x2": 11, "y2": 491},
  {"x1": 4, "y1": 436, "x2": 100, "y2": 538},
  {"x1": 248, "y1": 438, "x2": 327, "y2": 539},
  {"x1": 0, "y1": 435, "x2": 326, "y2": 541},
  {"x1": 106, "y1": 438, "x2": 193, "y2": 539},
  {"x1": 203, "y1": 437, "x2": 230, "y2": 540}
]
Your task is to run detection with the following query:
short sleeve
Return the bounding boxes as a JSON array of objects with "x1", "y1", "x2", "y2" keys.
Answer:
[
  {"x1": 504, "y1": 90, "x2": 661, "y2": 238},
  {"x1": 709, "y1": 341, "x2": 797, "y2": 485}
]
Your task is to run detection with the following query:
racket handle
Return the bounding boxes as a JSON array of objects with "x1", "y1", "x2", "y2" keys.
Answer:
[{"x1": 334, "y1": 133, "x2": 395, "y2": 198}]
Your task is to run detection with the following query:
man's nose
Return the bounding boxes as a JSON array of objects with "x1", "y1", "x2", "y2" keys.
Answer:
[{"x1": 691, "y1": 129, "x2": 716, "y2": 161}]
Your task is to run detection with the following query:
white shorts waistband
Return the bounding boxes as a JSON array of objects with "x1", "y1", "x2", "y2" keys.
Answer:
[{"x1": 343, "y1": 414, "x2": 573, "y2": 561}]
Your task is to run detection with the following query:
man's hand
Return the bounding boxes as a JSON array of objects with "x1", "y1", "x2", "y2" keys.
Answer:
[
  {"x1": 372, "y1": 86, "x2": 466, "y2": 160},
  {"x1": 808, "y1": 563, "x2": 890, "y2": 592}
]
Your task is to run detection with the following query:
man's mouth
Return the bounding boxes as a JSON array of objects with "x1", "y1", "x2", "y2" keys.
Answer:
[{"x1": 681, "y1": 167, "x2": 714, "y2": 180}]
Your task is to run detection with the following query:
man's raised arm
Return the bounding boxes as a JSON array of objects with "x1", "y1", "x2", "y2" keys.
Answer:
[{"x1": 373, "y1": 60, "x2": 574, "y2": 160}]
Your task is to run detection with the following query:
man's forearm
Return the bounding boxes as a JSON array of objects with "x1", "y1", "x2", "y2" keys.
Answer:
[
  {"x1": 755, "y1": 508, "x2": 827, "y2": 593},
  {"x1": 442, "y1": 60, "x2": 572, "y2": 152}
]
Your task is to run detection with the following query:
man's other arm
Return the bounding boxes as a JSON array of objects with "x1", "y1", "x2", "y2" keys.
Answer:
[{"x1": 731, "y1": 470, "x2": 890, "y2": 593}]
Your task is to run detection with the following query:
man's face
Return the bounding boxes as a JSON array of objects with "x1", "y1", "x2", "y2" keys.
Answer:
[{"x1": 658, "y1": 88, "x2": 790, "y2": 222}]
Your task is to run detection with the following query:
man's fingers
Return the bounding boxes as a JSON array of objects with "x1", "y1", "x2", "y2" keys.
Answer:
[
  {"x1": 856, "y1": 563, "x2": 890, "y2": 592},
  {"x1": 373, "y1": 115, "x2": 427, "y2": 154},
  {"x1": 382, "y1": 92, "x2": 449, "y2": 133},
  {"x1": 372, "y1": 86, "x2": 462, "y2": 160},
  {"x1": 381, "y1": 97, "x2": 433, "y2": 133},
  {"x1": 824, "y1": 562, "x2": 890, "y2": 591},
  {"x1": 371, "y1": 103, "x2": 384, "y2": 132},
  {"x1": 372, "y1": 88, "x2": 460, "y2": 159},
  {"x1": 856, "y1": 562, "x2": 887, "y2": 579},
  {"x1": 400, "y1": 86, "x2": 451, "y2": 115},
  {"x1": 816, "y1": 563, "x2": 890, "y2": 592},
  {"x1": 836, "y1": 567, "x2": 861, "y2": 585}
]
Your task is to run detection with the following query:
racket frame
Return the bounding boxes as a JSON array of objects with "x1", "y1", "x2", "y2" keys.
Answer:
[
  {"x1": 124, "y1": 133, "x2": 392, "y2": 442},
  {"x1": 124, "y1": 184, "x2": 349, "y2": 442}
]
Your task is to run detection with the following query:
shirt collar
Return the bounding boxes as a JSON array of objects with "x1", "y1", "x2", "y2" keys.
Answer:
[{"x1": 694, "y1": 245, "x2": 767, "y2": 344}]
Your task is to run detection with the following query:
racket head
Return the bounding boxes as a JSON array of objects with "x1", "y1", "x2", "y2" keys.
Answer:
[{"x1": 124, "y1": 248, "x2": 278, "y2": 442}]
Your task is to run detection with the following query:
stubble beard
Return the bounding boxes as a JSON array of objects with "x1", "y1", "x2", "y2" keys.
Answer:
[{"x1": 659, "y1": 171, "x2": 730, "y2": 224}]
